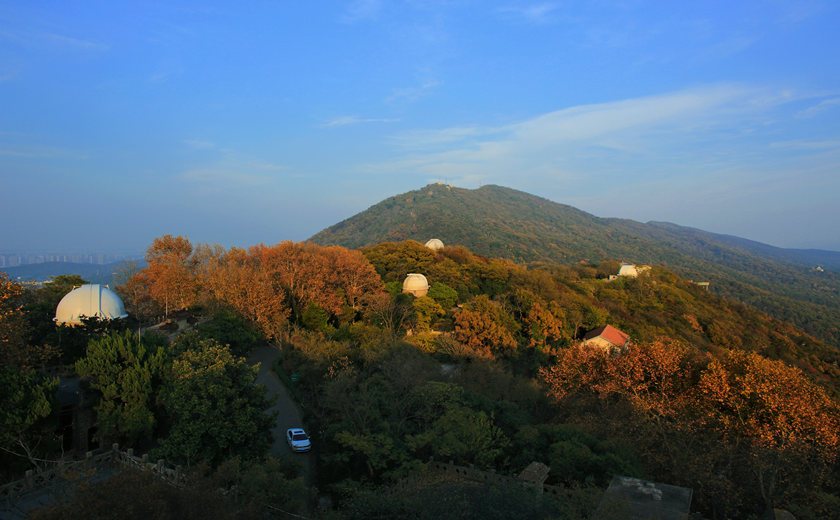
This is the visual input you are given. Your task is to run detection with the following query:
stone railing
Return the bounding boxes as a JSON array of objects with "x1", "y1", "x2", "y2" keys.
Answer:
[
  {"x1": 426, "y1": 459, "x2": 566, "y2": 497},
  {"x1": 0, "y1": 445, "x2": 310, "y2": 519},
  {"x1": 0, "y1": 443, "x2": 185, "y2": 505},
  {"x1": 111, "y1": 445, "x2": 185, "y2": 487},
  {"x1": 1, "y1": 450, "x2": 103, "y2": 504}
]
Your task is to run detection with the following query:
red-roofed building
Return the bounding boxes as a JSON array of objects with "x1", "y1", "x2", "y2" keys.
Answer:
[{"x1": 582, "y1": 325, "x2": 630, "y2": 351}]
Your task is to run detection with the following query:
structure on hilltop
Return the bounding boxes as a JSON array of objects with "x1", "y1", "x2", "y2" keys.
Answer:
[
  {"x1": 402, "y1": 273, "x2": 429, "y2": 297},
  {"x1": 54, "y1": 284, "x2": 128, "y2": 325},
  {"x1": 608, "y1": 264, "x2": 651, "y2": 281},
  {"x1": 583, "y1": 325, "x2": 630, "y2": 352}
]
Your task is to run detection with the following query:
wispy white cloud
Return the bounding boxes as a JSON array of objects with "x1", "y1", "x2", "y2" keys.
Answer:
[
  {"x1": 248, "y1": 160, "x2": 287, "y2": 172},
  {"x1": 43, "y1": 33, "x2": 108, "y2": 51},
  {"x1": 182, "y1": 139, "x2": 288, "y2": 169},
  {"x1": 386, "y1": 79, "x2": 442, "y2": 104},
  {"x1": 505, "y1": 84, "x2": 752, "y2": 143},
  {"x1": 702, "y1": 35, "x2": 758, "y2": 60},
  {"x1": 175, "y1": 138, "x2": 290, "y2": 195},
  {"x1": 182, "y1": 139, "x2": 241, "y2": 158},
  {"x1": 796, "y1": 97, "x2": 840, "y2": 119},
  {"x1": 0, "y1": 29, "x2": 108, "y2": 51},
  {"x1": 178, "y1": 141, "x2": 288, "y2": 192},
  {"x1": 497, "y1": 3, "x2": 561, "y2": 24},
  {"x1": 392, "y1": 84, "x2": 761, "y2": 152},
  {"x1": 390, "y1": 126, "x2": 489, "y2": 149},
  {"x1": 184, "y1": 139, "x2": 216, "y2": 150},
  {"x1": 770, "y1": 139, "x2": 840, "y2": 150},
  {"x1": 341, "y1": 0, "x2": 382, "y2": 23},
  {"x1": 360, "y1": 84, "x2": 813, "y2": 189},
  {"x1": 148, "y1": 65, "x2": 184, "y2": 84},
  {"x1": 180, "y1": 168, "x2": 274, "y2": 188},
  {"x1": 775, "y1": 1, "x2": 825, "y2": 24},
  {"x1": 321, "y1": 116, "x2": 400, "y2": 128},
  {"x1": 0, "y1": 149, "x2": 35, "y2": 158},
  {"x1": 0, "y1": 144, "x2": 89, "y2": 160}
]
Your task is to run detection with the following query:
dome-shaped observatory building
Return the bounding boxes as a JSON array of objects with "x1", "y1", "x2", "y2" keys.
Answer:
[
  {"x1": 402, "y1": 273, "x2": 430, "y2": 297},
  {"x1": 55, "y1": 284, "x2": 129, "y2": 326}
]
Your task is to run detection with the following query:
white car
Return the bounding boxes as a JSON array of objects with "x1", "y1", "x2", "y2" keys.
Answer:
[{"x1": 286, "y1": 428, "x2": 311, "y2": 453}]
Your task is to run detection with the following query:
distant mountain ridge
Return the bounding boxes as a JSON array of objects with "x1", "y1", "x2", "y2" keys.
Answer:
[
  {"x1": 311, "y1": 183, "x2": 840, "y2": 348},
  {"x1": 643, "y1": 221, "x2": 840, "y2": 271}
]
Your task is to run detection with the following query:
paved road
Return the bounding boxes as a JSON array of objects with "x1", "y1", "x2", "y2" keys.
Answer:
[{"x1": 247, "y1": 346, "x2": 315, "y2": 485}]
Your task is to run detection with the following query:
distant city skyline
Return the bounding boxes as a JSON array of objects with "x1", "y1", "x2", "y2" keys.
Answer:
[
  {"x1": 1, "y1": 1, "x2": 839, "y2": 252},
  {"x1": 0, "y1": 251, "x2": 139, "y2": 268}
]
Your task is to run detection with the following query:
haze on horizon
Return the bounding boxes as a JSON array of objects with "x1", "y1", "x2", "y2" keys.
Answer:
[{"x1": 1, "y1": 1, "x2": 839, "y2": 254}]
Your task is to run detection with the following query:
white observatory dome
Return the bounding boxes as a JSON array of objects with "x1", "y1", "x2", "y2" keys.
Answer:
[
  {"x1": 402, "y1": 273, "x2": 429, "y2": 297},
  {"x1": 425, "y1": 238, "x2": 444, "y2": 251},
  {"x1": 617, "y1": 264, "x2": 639, "y2": 278},
  {"x1": 55, "y1": 284, "x2": 128, "y2": 325}
]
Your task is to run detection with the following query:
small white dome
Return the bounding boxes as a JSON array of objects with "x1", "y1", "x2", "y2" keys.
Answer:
[
  {"x1": 425, "y1": 238, "x2": 444, "y2": 251},
  {"x1": 402, "y1": 273, "x2": 429, "y2": 297},
  {"x1": 55, "y1": 284, "x2": 128, "y2": 325},
  {"x1": 617, "y1": 264, "x2": 639, "y2": 278}
]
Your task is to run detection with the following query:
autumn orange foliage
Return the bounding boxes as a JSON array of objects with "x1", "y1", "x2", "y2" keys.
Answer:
[
  {"x1": 454, "y1": 295, "x2": 517, "y2": 358},
  {"x1": 541, "y1": 339, "x2": 693, "y2": 421},
  {"x1": 540, "y1": 340, "x2": 840, "y2": 513},
  {"x1": 246, "y1": 242, "x2": 383, "y2": 320},
  {"x1": 1, "y1": 273, "x2": 30, "y2": 367},
  {"x1": 206, "y1": 247, "x2": 291, "y2": 339},
  {"x1": 522, "y1": 301, "x2": 564, "y2": 348},
  {"x1": 696, "y1": 350, "x2": 840, "y2": 457},
  {"x1": 132, "y1": 236, "x2": 384, "y2": 339},
  {"x1": 542, "y1": 341, "x2": 840, "y2": 457},
  {"x1": 143, "y1": 235, "x2": 199, "y2": 315}
]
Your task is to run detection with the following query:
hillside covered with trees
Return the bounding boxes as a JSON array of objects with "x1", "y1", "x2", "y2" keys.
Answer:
[
  {"x1": 2, "y1": 235, "x2": 840, "y2": 519},
  {"x1": 311, "y1": 183, "x2": 840, "y2": 349}
]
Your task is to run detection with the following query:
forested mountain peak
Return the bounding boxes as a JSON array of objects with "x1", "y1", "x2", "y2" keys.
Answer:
[
  {"x1": 311, "y1": 184, "x2": 840, "y2": 348},
  {"x1": 312, "y1": 183, "x2": 608, "y2": 258}
]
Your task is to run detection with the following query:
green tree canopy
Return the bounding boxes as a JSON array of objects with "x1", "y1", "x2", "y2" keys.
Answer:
[
  {"x1": 0, "y1": 365, "x2": 57, "y2": 469},
  {"x1": 412, "y1": 296, "x2": 444, "y2": 331},
  {"x1": 427, "y1": 282, "x2": 459, "y2": 309},
  {"x1": 157, "y1": 339, "x2": 273, "y2": 466},
  {"x1": 75, "y1": 330, "x2": 168, "y2": 446},
  {"x1": 408, "y1": 404, "x2": 510, "y2": 468},
  {"x1": 194, "y1": 308, "x2": 264, "y2": 356}
]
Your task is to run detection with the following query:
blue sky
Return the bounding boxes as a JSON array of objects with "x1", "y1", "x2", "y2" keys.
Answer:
[{"x1": 1, "y1": 0, "x2": 839, "y2": 254}]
